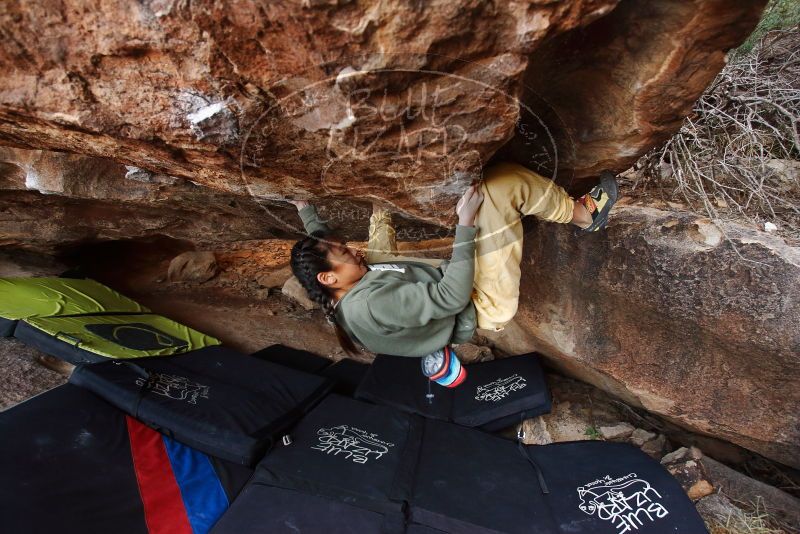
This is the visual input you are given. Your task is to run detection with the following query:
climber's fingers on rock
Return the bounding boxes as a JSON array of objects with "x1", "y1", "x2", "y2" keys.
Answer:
[
  {"x1": 471, "y1": 188, "x2": 484, "y2": 208},
  {"x1": 456, "y1": 185, "x2": 483, "y2": 225},
  {"x1": 462, "y1": 185, "x2": 484, "y2": 209},
  {"x1": 456, "y1": 184, "x2": 477, "y2": 211},
  {"x1": 286, "y1": 199, "x2": 309, "y2": 210}
]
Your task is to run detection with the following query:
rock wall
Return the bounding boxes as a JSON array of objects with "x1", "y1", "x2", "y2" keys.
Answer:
[
  {"x1": 506, "y1": 0, "x2": 771, "y2": 179},
  {"x1": 0, "y1": 0, "x2": 765, "y2": 225},
  {"x1": 0, "y1": 147, "x2": 285, "y2": 250},
  {"x1": 0, "y1": 147, "x2": 447, "y2": 251},
  {"x1": 499, "y1": 203, "x2": 800, "y2": 468}
]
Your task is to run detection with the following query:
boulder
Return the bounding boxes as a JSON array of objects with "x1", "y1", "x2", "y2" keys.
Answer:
[
  {"x1": 665, "y1": 463, "x2": 713, "y2": 501},
  {"x1": 0, "y1": 147, "x2": 445, "y2": 252},
  {"x1": 0, "y1": 147, "x2": 295, "y2": 253},
  {"x1": 256, "y1": 265, "x2": 294, "y2": 290},
  {"x1": 518, "y1": 417, "x2": 553, "y2": 446},
  {"x1": 282, "y1": 275, "x2": 319, "y2": 311},
  {"x1": 506, "y1": 204, "x2": 800, "y2": 468},
  {"x1": 661, "y1": 446, "x2": 703, "y2": 465},
  {"x1": 629, "y1": 428, "x2": 657, "y2": 447},
  {"x1": 0, "y1": 1, "x2": 766, "y2": 224},
  {"x1": 167, "y1": 251, "x2": 218, "y2": 283},
  {"x1": 640, "y1": 433, "x2": 669, "y2": 459},
  {"x1": 0, "y1": 0, "x2": 790, "y2": 474},
  {"x1": 661, "y1": 446, "x2": 713, "y2": 501},
  {"x1": 599, "y1": 422, "x2": 635, "y2": 441}
]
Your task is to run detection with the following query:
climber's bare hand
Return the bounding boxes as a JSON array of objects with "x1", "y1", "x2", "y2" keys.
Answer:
[{"x1": 455, "y1": 184, "x2": 483, "y2": 227}]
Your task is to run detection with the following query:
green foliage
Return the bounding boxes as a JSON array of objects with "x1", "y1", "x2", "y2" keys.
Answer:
[
  {"x1": 584, "y1": 426, "x2": 602, "y2": 440},
  {"x1": 739, "y1": 0, "x2": 800, "y2": 53}
]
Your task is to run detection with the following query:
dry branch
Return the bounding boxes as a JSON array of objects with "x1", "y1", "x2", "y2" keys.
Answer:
[{"x1": 636, "y1": 29, "x2": 800, "y2": 237}]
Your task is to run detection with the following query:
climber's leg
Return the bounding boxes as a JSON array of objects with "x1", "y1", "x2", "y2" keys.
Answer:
[
  {"x1": 472, "y1": 162, "x2": 584, "y2": 331},
  {"x1": 365, "y1": 204, "x2": 398, "y2": 263},
  {"x1": 365, "y1": 204, "x2": 442, "y2": 267}
]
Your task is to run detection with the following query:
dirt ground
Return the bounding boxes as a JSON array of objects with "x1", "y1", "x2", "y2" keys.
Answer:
[{"x1": 0, "y1": 338, "x2": 66, "y2": 410}]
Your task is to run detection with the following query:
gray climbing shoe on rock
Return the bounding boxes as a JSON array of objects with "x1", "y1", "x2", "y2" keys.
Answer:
[{"x1": 577, "y1": 171, "x2": 619, "y2": 233}]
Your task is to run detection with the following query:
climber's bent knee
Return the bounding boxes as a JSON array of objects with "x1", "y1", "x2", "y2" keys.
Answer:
[
  {"x1": 481, "y1": 162, "x2": 574, "y2": 224},
  {"x1": 473, "y1": 297, "x2": 518, "y2": 331}
]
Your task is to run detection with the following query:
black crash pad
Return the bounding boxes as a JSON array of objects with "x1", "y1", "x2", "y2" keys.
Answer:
[
  {"x1": 69, "y1": 345, "x2": 332, "y2": 465},
  {"x1": 212, "y1": 485, "x2": 405, "y2": 534},
  {"x1": 320, "y1": 358, "x2": 370, "y2": 396},
  {"x1": 355, "y1": 353, "x2": 552, "y2": 431},
  {"x1": 251, "y1": 343, "x2": 333, "y2": 373},
  {"x1": 254, "y1": 394, "x2": 420, "y2": 514},
  {"x1": 212, "y1": 395, "x2": 707, "y2": 534},
  {"x1": 212, "y1": 395, "x2": 418, "y2": 534},
  {"x1": 409, "y1": 420, "x2": 708, "y2": 534},
  {"x1": 0, "y1": 384, "x2": 252, "y2": 534},
  {"x1": 251, "y1": 344, "x2": 367, "y2": 396}
]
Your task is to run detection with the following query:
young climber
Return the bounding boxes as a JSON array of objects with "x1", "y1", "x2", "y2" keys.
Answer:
[{"x1": 288, "y1": 162, "x2": 617, "y2": 384}]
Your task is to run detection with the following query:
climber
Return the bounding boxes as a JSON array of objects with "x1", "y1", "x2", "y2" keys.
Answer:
[{"x1": 288, "y1": 162, "x2": 618, "y2": 385}]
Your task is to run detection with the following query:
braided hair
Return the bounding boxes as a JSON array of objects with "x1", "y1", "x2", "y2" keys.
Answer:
[{"x1": 290, "y1": 231, "x2": 359, "y2": 355}]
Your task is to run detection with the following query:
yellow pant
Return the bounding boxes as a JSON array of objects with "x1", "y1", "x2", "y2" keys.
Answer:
[{"x1": 366, "y1": 162, "x2": 575, "y2": 331}]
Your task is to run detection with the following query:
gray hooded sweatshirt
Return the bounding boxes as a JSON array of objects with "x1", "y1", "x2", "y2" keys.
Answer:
[{"x1": 299, "y1": 206, "x2": 477, "y2": 357}]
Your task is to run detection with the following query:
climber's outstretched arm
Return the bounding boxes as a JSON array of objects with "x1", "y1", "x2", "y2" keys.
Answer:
[{"x1": 288, "y1": 200, "x2": 331, "y2": 236}]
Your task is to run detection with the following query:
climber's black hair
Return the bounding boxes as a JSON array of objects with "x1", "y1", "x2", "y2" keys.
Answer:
[{"x1": 290, "y1": 231, "x2": 359, "y2": 355}]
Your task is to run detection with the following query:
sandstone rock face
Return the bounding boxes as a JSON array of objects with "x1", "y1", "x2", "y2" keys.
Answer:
[
  {"x1": 510, "y1": 203, "x2": 800, "y2": 468},
  {"x1": 511, "y1": 0, "x2": 769, "y2": 179},
  {"x1": 0, "y1": 146, "x2": 289, "y2": 251},
  {"x1": 0, "y1": 146, "x2": 446, "y2": 251},
  {"x1": 0, "y1": 0, "x2": 765, "y2": 226}
]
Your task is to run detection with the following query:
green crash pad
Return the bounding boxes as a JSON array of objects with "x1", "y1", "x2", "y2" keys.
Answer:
[
  {"x1": 22, "y1": 314, "x2": 221, "y2": 359},
  {"x1": 0, "y1": 278, "x2": 148, "y2": 319}
]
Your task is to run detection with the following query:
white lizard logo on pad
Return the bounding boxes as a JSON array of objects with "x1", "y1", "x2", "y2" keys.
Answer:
[
  {"x1": 311, "y1": 425, "x2": 395, "y2": 464},
  {"x1": 577, "y1": 473, "x2": 670, "y2": 533},
  {"x1": 475, "y1": 374, "x2": 527, "y2": 402},
  {"x1": 135, "y1": 373, "x2": 210, "y2": 405}
]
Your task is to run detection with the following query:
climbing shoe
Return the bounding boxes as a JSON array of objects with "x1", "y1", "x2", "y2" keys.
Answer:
[
  {"x1": 421, "y1": 345, "x2": 467, "y2": 388},
  {"x1": 577, "y1": 170, "x2": 619, "y2": 233}
]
